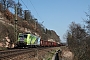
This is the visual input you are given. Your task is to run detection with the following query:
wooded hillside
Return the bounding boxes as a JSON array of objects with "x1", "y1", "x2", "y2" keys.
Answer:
[{"x1": 0, "y1": 0, "x2": 60, "y2": 48}]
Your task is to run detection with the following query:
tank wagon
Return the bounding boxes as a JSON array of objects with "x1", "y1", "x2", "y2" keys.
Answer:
[{"x1": 17, "y1": 33, "x2": 59, "y2": 48}]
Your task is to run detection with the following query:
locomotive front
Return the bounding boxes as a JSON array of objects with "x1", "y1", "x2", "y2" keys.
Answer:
[{"x1": 17, "y1": 33, "x2": 27, "y2": 47}]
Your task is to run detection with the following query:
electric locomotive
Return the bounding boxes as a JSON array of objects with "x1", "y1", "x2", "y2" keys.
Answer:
[{"x1": 17, "y1": 33, "x2": 40, "y2": 47}]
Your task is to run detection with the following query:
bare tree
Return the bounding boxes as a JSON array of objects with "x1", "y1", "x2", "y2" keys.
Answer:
[
  {"x1": 16, "y1": 1, "x2": 23, "y2": 17},
  {"x1": 66, "y1": 22, "x2": 87, "y2": 60},
  {"x1": 0, "y1": 0, "x2": 15, "y2": 9},
  {"x1": 0, "y1": 0, "x2": 6, "y2": 11},
  {"x1": 85, "y1": 6, "x2": 90, "y2": 35},
  {"x1": 6, "y1": 0, "x2": 15, "y2": 8},
  {"x1": 24, "y1": 10, "x2": 32, "y2": 20}
]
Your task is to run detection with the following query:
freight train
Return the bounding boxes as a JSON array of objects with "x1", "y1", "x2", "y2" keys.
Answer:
[{"x1": 17, "y1": 33, "x2": 59, "y2": 48}]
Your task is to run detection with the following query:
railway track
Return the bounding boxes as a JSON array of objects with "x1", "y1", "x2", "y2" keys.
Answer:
[
  {"x1": 0, "y1": 47, "x2": 47, "y2": 60},
  {"x1": 0, "y1": 47, "x2": 59, "y2": 60},
  {"x1": 0, "y1": 48, "x2": 36, "y2": 60}
]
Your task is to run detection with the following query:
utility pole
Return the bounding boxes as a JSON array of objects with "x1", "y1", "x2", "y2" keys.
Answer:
[
  {"x1": 14, "y1": 5, "x2": 18, "y2": 43},
  {"x1": 34, "y1": 18, "x2": 37, "y2": 31},
  {"x1": 3, "y1": 0, "x2": 6, "y2": 10},
  {"x1": 3, "y1": 0, "x2": 6, "y2": 21},
  {"x1": 34, "y1": 18, "x2": 38, "y2": 59}
]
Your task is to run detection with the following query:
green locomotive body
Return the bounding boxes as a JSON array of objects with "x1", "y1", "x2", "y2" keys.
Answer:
[{"x1": 17, "y1": 33, "x2": 40, "y2": 47}]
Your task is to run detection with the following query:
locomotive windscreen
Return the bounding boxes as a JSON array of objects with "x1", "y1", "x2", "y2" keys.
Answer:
[
  {"x1": 18, "y1": 34, "x2": 27, "y2": 41},
  {"x1": 24, "y1": 35, "x2": 27, "y2": 38}
]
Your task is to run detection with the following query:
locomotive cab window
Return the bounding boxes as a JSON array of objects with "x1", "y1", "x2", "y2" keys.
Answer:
[{"x1": 24, "y1": 35, "x2": 27, "y2": 38}]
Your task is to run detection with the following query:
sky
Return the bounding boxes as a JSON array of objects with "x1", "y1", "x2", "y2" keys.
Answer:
[{"x1": 15, "y1": 0, "x2": 90, "y2": 43}]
